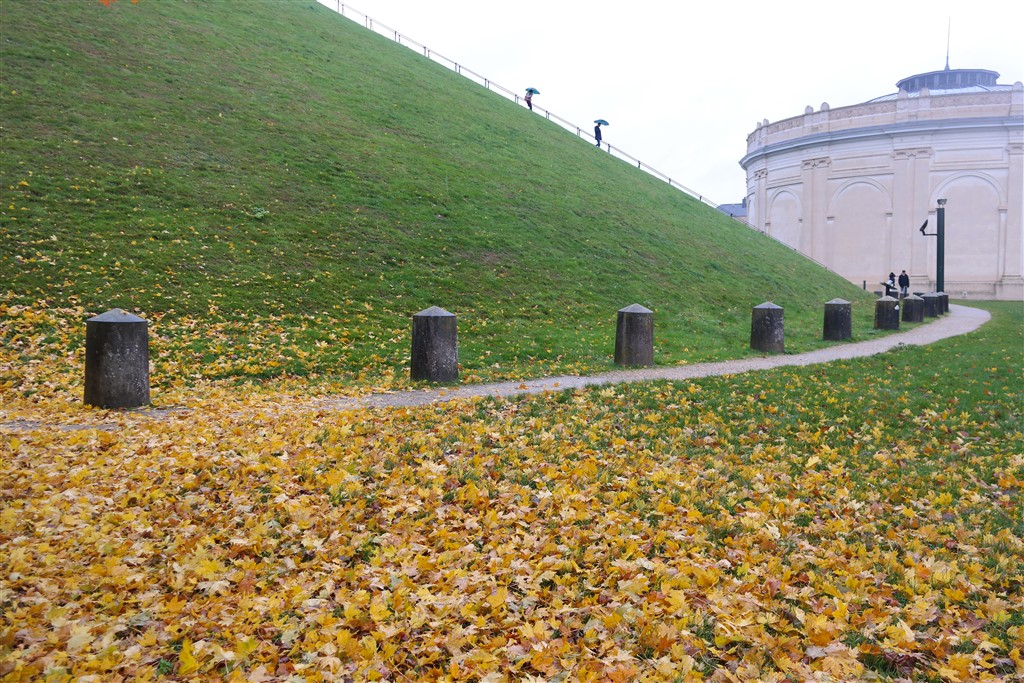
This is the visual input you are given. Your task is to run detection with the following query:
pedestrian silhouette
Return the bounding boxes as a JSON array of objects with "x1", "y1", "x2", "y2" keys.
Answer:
[
  {"x1": 883, "y1": 272, "x2": 897, "y2": 297},
  {"x1": 594, "y1": 123, "x2": 602, "y2": 146},
  {"x1": 525, "y1": 87, "x2": 539, "y2": 111}
]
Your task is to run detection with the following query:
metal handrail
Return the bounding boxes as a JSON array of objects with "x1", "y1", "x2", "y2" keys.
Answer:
[
  {"x1": 324, "y1": 2, "x2": 727, "y2": 206},
  {"x1": 322, "y1": 2, "x2": 841, "y2": 273}
]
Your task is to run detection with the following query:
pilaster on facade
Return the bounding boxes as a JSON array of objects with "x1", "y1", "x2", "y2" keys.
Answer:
[
  {"x1": 752, "y1": 167, "x2": 769, "y2": 231},
  {"x1": 1003, "y1": 139, "x2": 1024, "y2": 280}
]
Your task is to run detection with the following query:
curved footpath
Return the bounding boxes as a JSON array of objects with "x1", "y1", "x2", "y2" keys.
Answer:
[
  {"x1": 0, "y1": 305, "x2": 992, "y2": 432},
  {"x1": 317, "y1": 304, "x2": 990, "y2": 411}
]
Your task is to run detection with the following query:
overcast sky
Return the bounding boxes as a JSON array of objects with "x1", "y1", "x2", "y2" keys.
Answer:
[{"x1": 316, "y1": 0, "x2": 1023, "y2": 205}]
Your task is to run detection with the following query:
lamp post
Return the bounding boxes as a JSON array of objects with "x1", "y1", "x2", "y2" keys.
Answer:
[
  {"x1": 919, "y1": 199, "x2": 947, "y2": 293},
  {"x1": 936, "y1": 198, "x2": 946, "y2": 293}
]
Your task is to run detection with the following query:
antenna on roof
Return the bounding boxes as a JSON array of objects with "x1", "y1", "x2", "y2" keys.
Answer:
[{"x1": 944, "y1": 17, "x2": 951, "y2": 70}]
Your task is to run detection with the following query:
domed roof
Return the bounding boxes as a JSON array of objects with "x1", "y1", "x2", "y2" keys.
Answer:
[{"x1": 868, "y1": 65, "x2": 1013, "y2": 102}]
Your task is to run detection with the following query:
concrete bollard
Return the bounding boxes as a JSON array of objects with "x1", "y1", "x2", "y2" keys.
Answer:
[
  {"x1": 922, "y1": 293, "x2": 940, "y2": 318},
  {"x1": 750, "y1": 302, "x2": 784, "y2": 354},
  {"x1": 937, "y1": 292, "x2": 949, "y2": 314},
  {"x1": 614, "y1": 304, "x2": 654, "y2": 366},
  {"x1": 873, "y1": 296, "x2": 900, "y2": 330},
  {"x1": 901, "y1": 294, "x2": 924, "y2": 323},
  {"x1": 822, "y1": 298, "x2": 852, "y2": 341},
  {"x1": 84, "y1": 308, "x2": 150, "y2": 408},
  {"x1": 410, "y1": 306, "x2": 458, "y2": 382}
]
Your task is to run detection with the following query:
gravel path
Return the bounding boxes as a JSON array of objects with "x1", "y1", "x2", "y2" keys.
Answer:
[
  {"x1": 316, "y1": 304, "x2": 990, "y2": 411},
  {"x1": 0, "y1": 305, "x2": 991, "y2": 431}
]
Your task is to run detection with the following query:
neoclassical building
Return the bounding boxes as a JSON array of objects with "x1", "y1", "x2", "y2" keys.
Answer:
[{"x1": 740, "y1": 66, "x2": 1023, "y2": 299}]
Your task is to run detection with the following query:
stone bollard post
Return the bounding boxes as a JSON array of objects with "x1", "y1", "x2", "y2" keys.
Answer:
[
  {"x1": 410, "y1": 306, "x2": 458, "y2": 382},
  {"x1": 873, "y1": 296, "x2": 900, "y2": 330},
  {"x1": 937, "y1": 292, "x2": 949, "y2": 314},
  {"x1": 901, "y1": 294, "x2": 924, "y2": 323},
  {"x1": 750, "y1": 302, "x2": 784, "y2": 354},
  {"x1": 84, "y1": 308, "x2": 150, "y2": 408},
  {"x1": 614, "y1": 304, "x2": 654, "y2": 366},
  {"x1": 922, "y1": 293, "x2": 940, "y2": 318},
  {"x1": 822, "y1": 298, "x2": 852, "y2": 341}
]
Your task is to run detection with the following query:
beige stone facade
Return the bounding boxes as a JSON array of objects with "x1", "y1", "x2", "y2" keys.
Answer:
[{"x1": 740, "y1": 77, "x2": 1024, "y2": 300}]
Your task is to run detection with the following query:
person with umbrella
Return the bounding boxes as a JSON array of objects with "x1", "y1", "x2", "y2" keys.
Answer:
[
  {"x1": 883, "y1": 272, "x2": 897, "y2": 297},
  {"x1": 525, "y1": 87, "x2": 539, "y2": 111},
  {"x1": 594, "y1": 119, "x2": 608, "y2": 147}
]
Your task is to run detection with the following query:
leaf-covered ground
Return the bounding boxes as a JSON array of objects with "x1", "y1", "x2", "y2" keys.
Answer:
[{"x1": 2, "y1": 304, "x2": 1022, "y2": 682}]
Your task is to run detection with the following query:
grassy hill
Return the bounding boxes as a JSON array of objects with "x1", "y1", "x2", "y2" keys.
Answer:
[{"x1": 1, "y1": 0, "x2": 878, "y2": 393}]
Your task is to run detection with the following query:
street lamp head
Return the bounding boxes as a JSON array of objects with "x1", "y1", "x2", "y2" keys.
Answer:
[{"x1": 937, "y1": 198, "x2": 947, "y2": 207}]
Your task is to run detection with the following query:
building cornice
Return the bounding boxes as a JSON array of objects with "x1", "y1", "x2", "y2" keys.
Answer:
[{"x1": 739, "y1": 115, "x2": 1022, "y2": 170}]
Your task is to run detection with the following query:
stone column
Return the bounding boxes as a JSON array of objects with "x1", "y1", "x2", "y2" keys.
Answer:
[
  {"x1": 901, "y1": 294, "x2": 924, "y2": 323},
  {"x1": 410, "y1": 306, "x2": 458, "y2": 382},
  {"x1": 822, "y1": 299, "x2": 852, "y2": 341},
  {"x1": 874, "y1": 296, "x2": 900, "y2": 330},
  {"x1": 614, "y1": 304, "x2": 654, "y2": 367},
  {"x1": 751, "y1": 302, "x2": 784, "y2": 354},
  {"x1": 84, "y1": 309, "x2": 150, "y2": 408}
]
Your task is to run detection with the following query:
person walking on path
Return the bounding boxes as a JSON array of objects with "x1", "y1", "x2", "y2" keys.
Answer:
[
  {"x1": 594, "y1": 122, "x2": 602, "y2": 147},
  {"x1": 898, "y1": 270, "x2": 910, "y2": 297},
  {"x1": 525, "y1": 87, "x2": 539, "y2": 111}
]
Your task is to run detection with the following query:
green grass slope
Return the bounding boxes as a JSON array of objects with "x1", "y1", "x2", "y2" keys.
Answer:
[{"x1": 1, "y1": 0, "x2": 878, "y2": 392}]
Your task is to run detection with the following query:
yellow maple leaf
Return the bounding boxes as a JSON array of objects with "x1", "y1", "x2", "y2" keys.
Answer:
[
  {"x1": 666, "y1": 589, "x2": 688, "y2": 613},
  {"x1": 369, "y1": 596, "x2": 390, "y2": 623},
  {"x1": 487, "y1": 586, "x2": 509, "y2": 610},
  {"x1": 139, "y1": 629, "x2": 159, "y2": 647},
  {"x1": 234, "y1": 636, "x2": 258, "y2": 661},
  {"x1": 1009, "y1": 648, "x2": 1023, "y2": 676},
  {"x1": 945, "y1": 653, "x2": 972, "y2": 679},
  {"x1": 885, "y1": 619, "x2": 915, "y2": 646},
  {"x1": 983, "y1": 596, "x2": 1010, "y2": 623},
  {"x1": 67, "y1": 625, "x2": 93, "y2": 652},
  {"x1": 178, "y1": 638, "x2": 199, "y2": 676}
]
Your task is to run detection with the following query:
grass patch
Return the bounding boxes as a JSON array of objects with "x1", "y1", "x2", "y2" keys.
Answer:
[{"x1": 0, "y1": 0, "x2": 885, "y2": 396}]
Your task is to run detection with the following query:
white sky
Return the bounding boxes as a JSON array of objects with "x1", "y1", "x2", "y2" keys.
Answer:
[{"x1": 317, "y1": 0, "x2": 1023, "y2": 205}]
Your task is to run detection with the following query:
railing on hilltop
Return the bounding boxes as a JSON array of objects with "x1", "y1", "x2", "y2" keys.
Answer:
[
  {"x1": 323, "y1": 2, "x2": 723, "y2": 207},
  {"x1": 321, "y1": 1, "x2": 842, "y2": 276}
]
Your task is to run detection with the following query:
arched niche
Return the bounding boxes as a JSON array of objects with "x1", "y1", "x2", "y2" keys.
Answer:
[
  {"x1": 767, "y1": 189, "x2": 803, "y2": 249},
  {"x1": 827, "y1": 180, "x2": 893, "y2": 284},
  {"x1": 932, "y1": 173, "x2": 1004, "y2": 284}
]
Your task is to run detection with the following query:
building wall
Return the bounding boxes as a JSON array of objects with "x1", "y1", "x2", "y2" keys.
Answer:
[{"x1": 741, "y1": 84, "x2": 1024, "y2": 299}]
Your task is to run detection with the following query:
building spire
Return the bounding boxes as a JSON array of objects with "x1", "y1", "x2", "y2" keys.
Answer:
[{"x1": 944, "y1": 17, "x2": 951, "y2": 70}]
